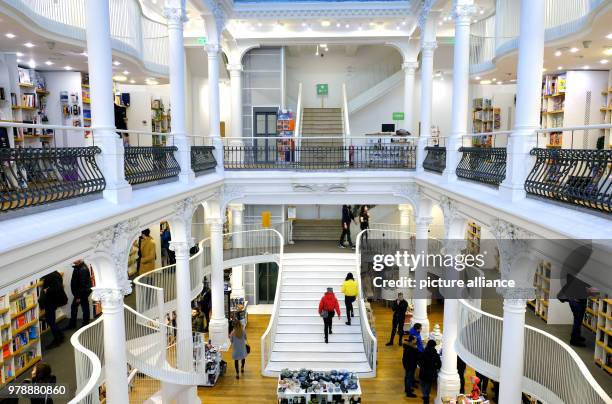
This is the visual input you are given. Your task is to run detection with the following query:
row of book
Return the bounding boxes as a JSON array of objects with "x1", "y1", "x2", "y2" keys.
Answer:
[
  {"x1": 12, "y1": 326, "x2": 38, "y2": 352},
  {"x1": 12, "y1": 310, "x2": 36, "y2": 329},
  {"x1": 542, "y1": 74, "x2": 567, "y2": 96},
  {"x1": 10, "y1": 294, "x2": 36, "y2": 315},
  {"x1": 17, "y1": 67, "x2": 46, "y2": 89}
]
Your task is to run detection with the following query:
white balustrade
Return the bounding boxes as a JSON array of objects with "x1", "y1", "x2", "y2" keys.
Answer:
[{"x1": 69, "y1": 316, "x2": 104, "y2": 404}]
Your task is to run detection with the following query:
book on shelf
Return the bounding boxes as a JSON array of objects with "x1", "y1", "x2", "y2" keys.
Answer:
[{"x1": 17, "y1": 68, "x2": 31, "y2": 85}]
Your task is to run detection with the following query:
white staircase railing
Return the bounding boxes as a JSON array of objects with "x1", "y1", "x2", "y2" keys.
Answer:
[
  {"x1": 69, "y1": 316, "x2": 104, "y2": 404},
  {"x1": 295, "y1": 83, "x2": 303, "y2": 138},
  {"x1": 347, "y1": 70, "x2": 404, "y2": 115},
  {"x1": 457, "y1": 299, "x2": 612, "y2": 404}
]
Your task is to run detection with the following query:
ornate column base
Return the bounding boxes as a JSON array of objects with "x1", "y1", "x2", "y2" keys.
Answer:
[
  {"x1": 435, "y1": 370, "x2": 461, "y2": 404},
  {"x1": 209, "y1": 317, "x2": 229, "y2": 349}
]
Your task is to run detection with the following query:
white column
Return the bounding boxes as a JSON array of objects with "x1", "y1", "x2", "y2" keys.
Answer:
[
  {"x1": 85, "y1": 0, "x2": 131, "y2": 203},
  {"x1": 498, "y1": 298, "x2": 528, "y2": 403},
  {"x1": 164, "y1": 5, "x2": 195, "y2": 184},
  {"x1": 500, "y1": 0, "x2": 545, "y2": 201},
  {"x1": 402, "y1": 61, "x2": 418, "y2": 135},
  {"x1": 207, "y1": 217, "x2": 229, "y2": 347},
  {"x1": 228, "y1": 64, "x2": 243, "y2": 139},
  {"x1": 93, "y1": 288, "x2": 129, "y2": 403},
  {"x1": 413, "y1": 217, "x2": 431, "y2": 336},
  {"x1": 205, "y1": 44, "x2": 225, "y2": 173},
  {"x1": 230, "y1": 204, "x2": 245, "y2": 298},
  {"x1": 444, "y1": 1, "x2": 476, "y2": 181},
  {"x1": 398, "y1": 204, "x2": 412, "y2": 297},
  {"x1": 416, "y1": 41, "x2": 437, "y2": 173}
]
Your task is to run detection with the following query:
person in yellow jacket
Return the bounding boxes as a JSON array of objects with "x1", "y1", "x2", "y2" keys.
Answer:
[
  {"x1": 341, "y1": 272, "x2": 359, "y2": 325},
  {"x1": 137, "y1": 229, "x2": 157, "y2": 274}
]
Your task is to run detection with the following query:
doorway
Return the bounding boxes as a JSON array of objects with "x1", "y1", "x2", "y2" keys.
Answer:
[
  {"x1": 253, "y1": 107, "x2": 278, "y2": 163},
  {"x1": 257, "y1": 262, "x2": 278, "y2": 304}
]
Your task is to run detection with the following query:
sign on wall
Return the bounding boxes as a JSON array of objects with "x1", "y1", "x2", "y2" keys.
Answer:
[
  {"x1": 316, "y1": 84, "x2": 329, "y2": 96},
  {"x1": 392, "y1": 112, "x2": 405, "y2": 121}
]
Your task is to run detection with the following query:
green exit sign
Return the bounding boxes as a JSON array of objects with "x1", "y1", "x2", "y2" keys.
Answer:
[
  {"x1": 316, "y1": 83, "x2": 328, "y2": 96},
  {"x1": 392, "y1": 112, "x2": 405, "y2": 120},
  {"x1": 197, "y1": 37, "x2": 207, "y2": 45}
]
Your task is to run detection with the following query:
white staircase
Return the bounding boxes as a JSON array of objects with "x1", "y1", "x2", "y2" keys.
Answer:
[
  {"x1": 264, "y1": 253, "x2": 374, "y2": 376},
  {"x1": 348, "y1": 70, "x2": 404, "y2": 114}
]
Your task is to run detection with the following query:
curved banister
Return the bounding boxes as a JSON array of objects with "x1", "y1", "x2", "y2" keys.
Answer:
[
  {"x1": 457, "y1": 299, "x2": 612, "y2": 404},
  {"x1": 68, "y1": 316, "x2": 104, "y2": 404}
]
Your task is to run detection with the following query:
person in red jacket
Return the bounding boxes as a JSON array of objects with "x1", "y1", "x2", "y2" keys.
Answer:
[{"x1": 318, "y1": 287, "x2": 341, "y2": 343}]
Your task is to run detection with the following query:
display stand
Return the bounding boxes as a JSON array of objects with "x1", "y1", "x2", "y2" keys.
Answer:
[
  {"x1": 194, "y1": 336, "x2": 223, "y2": 387},
  {"x1": 277, "y1": 370, "x2": 361, "y2": 404}
]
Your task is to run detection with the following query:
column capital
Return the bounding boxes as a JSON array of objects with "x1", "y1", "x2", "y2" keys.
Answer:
[
  {"x1": 205, "y1": 43, "x2": 221, "y2": 55},
  {"x1": 402, "y1": 61, "x2": 419, "y2": 73},
  {"x1": 452, "y1": 4, "x2": 478, "y2": 25},
  {"x1": 228, "y1": 203, "x2": 245, "y2": 212},
  {"x1": 169, "y1": 240, "x2": 193, "y2": 257},
  {"x1": 163, "y1": 6, "x2": 188, "y2": 27},
  {"x1": 207, "y1": 217, "x2": 224, "y2": 231},
  {"x1": 421, "y1": 41, "x2": 437, "y2": 56},
  {"x1": 499, "y1": 289, "x2": 533, "y2": 309},
  {"x1": 416, "y1": 216, "x2": 433, "y2": 228},
  {"x1": 226, "y1": 63, "x2": 243, "y2": 73},
  {"x1": 91, "y1": 287, "x2": 124, "y2": 308}
]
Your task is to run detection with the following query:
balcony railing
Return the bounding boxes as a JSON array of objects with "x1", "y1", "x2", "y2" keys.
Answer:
[
  {"x1": 525, "y1": 148, "x2": 612, "y2": 213},
  {"x1": 124, "y1": 146, "x2": 180, "y2": 185},
  {"x1": 190, "y1": 146, "x2": 217, "y2": 174},
  {"x1": 223, "y1": 136, "x2": 416, "y2": 170},
  {"x1": 423, "y1": 145, "x2": 446, "y2": 173},
  {"x1": 1, "y1": 146, "x2": 105, "y2": 213},
  {"x1": 456, "y1": 147, "x2": 507, "y2": 186}
]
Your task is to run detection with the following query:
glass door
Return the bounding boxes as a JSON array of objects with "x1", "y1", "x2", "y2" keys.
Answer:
[
  {"x1": 257, "y1": 262, "x2": 278, "y2": 304},
  {"x1": 253, "y1": 108, "x2": 278, "y2": 164}
]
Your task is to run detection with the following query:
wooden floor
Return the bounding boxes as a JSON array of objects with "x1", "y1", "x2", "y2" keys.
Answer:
[{"x1": 198, "y1": 301, "x2": 448, "y2": 403}]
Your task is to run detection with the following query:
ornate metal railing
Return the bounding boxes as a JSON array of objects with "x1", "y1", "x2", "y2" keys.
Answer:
[
  {"x1": 124, "y1": 146, "x2": 180, "y2": 185},
  {"x1": 456, "y1": 147, "x2": 506, "y2": 186},
  {"x1": 525, "y1": 148, "x2": 612, "y2": 213},
  {"x1": 190, "y1": 146, "x2": 217, "y2": 173},
  {"x1": 224, "y1": 145, "x2": 416, "y2": 170},
  {"x1": 0, "y1": 147, "x2": 105, "y2": 213},
  {"x1": 423, "y1": 146, "x2": 446, "y2": 173}
]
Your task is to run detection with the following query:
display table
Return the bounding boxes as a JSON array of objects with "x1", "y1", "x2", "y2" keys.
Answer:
[
  {"x1": 194, "y1": 337, "x2": 223, "y2": 387},
  {"x1": 277, "y1": 369, "x2": 361, "y2": 404},
  {"x1": 442, "y1": 396, "x2": 490, "y2": 404}
]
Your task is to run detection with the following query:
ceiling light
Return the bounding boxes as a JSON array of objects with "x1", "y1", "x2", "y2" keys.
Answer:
[
  {"x1": 583, "y1": 65, "x2": 590, "y2": 69},
  {"x1": 569, "y1": 47, "x2": 579, "y2": 53},
  {"x1": 510, "y1": 79, "x2": 517, "y2": 82},
  {"x1": 607, "y1": 33, "x2": 612, "y2": 39},
  {"x1": 543, "y1": 68, "x2": 547, "y2": 72},
  {"x1": 145, "y1": 77, "x2": 159, "y2": 85},
  {"x1": 438, "y1": 21, "x2": 443, "y2": 26},
  {"x1": 402, "y1": 21, "x2": 407, "y2": 26},
  {"x1": 16, "y1": 52, "x2": 23, "y2": 57},
  {"x1": 113, "y1": 60, "x2": 120, "y2": 66},
  {"x1": 369, "y1": 22, "x2": 376, "y2": 27},
  {"x1": 345, "y1": 23, "x2": 350, "y2": 28},
  {"x1": 16, "y1": 59, "x2": 21, "y2": 63},
  {"x1": 81, "y1": 51, "x2": 88, "y2": 56},
  {"x1": 604, "y1": 48, "x2": 612, "y2": 56},
  {"x1": 123, "y1": 70, "x2": 129, "y2": 75},
  {"x1": 28, "y1": 59, "x2": 36, "y2": 68},
  {"x1": 113, "y1": 75, "x2": 128, "y2": 82},
  {"x1": 336, "y1": 22, "x2": 341, "y2": 28},
  {"x1": 44, "y1": 61, "x2": 54, "y2": 66},
  {"x1": 557, "y1": 66, "x2": 563, "y2": 70},
  {"x1": 480, "y1": 80, "x2": 492, "y2": 85},
  {"x1": 358, "y1": 25, "x2": 363, "y2": 31},
  {"x1": 396, "y1": 25, "x2": 401, "y2": 30},
  {"x1": 320, "y1": 43, "x2": 327, "y2": 48},
  {"x1": 601, "y1": 59, "x2": 609, "y2": 64},
  {"x1": 5, "y1": 33, "x2": 15, "y2": 39},
  {"x1": 479, "y1": 9, "x2": 484, "y2": 15},
  {"x1": 301, "y1": 22, "x2": 307, "y2": 27},
  {"x1": 321, "y1": 20, "x2": 330, "y2": 27},
  {"x1": 24, "y1": 42, "x2": 35, "y2": 48},
  {"x1": 554, "y1": 50, "x2": 562, "y2": 56},
  {"x1": 492, "y1": 78, "x2": 497, "y2": 81},
  {"x1": 129, "y1": 79, "x2": 136, "y2": 84},
  {"x1": 64, "y1": 66, "x2": 72, "y2": 70},
  {"x1": 475, "y1": 76, "x2": 481, "y2": 80},
  {"x1": 497, "y1": 81, "x2": 503, "y2": 85},
  {"x1": 472, "y1": 19, "x2": 477, "y2": 23},
  {"x1": 257, "y1": 22, "x2": 262, "y2": 27}
]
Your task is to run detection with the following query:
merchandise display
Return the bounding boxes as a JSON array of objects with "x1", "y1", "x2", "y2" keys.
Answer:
[
  {"x1": 194, "y1": 337, "x2": 224, "y2": 386},
  {"x1": 277, "y1": 369, "x2": 361, "y2": 404},
  {"x1": 590, "y1": 297, "x2": 612, "y2": 374},
  {"x1": 471, "y1": 98, "x2": 501, "y2": 146}
]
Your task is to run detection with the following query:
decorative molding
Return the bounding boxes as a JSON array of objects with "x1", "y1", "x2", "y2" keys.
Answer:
[
  {"x1": 402, "y1": 61, "x2": 419, "y2": 73},
  {"x1": 202, "y1": 0, "x2": 227, "y2": 39},
  {"x1": 232, "y1": 4, "x2": 415, "y2": 20},
  {"x1": 93, "y1": 218, "x2": 140, "y2": 295},
  {"x1": 226, "y1": 63, "x2": 243, "y2": 73},
  {"x1": 169, "y1": 240, "x2": 192, "y2": 257},
  {"x1": 497, "y1": 286, "x2": 536, "y2": 302},
  {"x1": 291, "y1": 183, "x2": 347, "y2": 193},
  {"x1": 204, "y1": 43, "x2": 221, "y2": 55},
  {"x1": 91, "y1": 287, "x2": 124, "y2": 307},
  {"x1": 162, "y1": 6, "x2": 188, "y2": 26},
  {"x1": 391, "y1": 183, "x2": 418, "y2": 201},
  {"x1": 452, "y1": 4, "x2": 478, "y2": 23},
  {"x1": 417, "y1": 0, "x2": 435, "y2": 31},
  {"x1": 171, "y1": 197, "x2": 195, "y2": 246},
  {"x1": 490, "y1": 218, "x2": 536, "y2": 287},
  {"x1": 222, "y1": 185, "x2": 246, "y2": 210}
]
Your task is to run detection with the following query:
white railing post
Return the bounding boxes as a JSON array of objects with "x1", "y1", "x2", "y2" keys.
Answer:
[{"x1": 417, "y1": 15, "x2": 438, "y2": 173}]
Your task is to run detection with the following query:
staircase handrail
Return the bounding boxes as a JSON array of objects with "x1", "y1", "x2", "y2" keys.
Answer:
[
  {"x1": 69, "y1": 316, "x2": 104, "y2": 404},
  {"x1": 342, "y1": 83, "x2": 351, "y2": 138},
  {"x1": 295, "y1": 82, "x2": 303, "y2": 138},
  {"x1": 457, "y1": 298, "x2": 612, "y2": 404}
]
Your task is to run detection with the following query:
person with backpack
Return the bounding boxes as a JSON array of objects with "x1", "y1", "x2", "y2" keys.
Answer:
[
  {"x1": 341, "y1": 273, "x2": 358, "y2": 325},
  {"x1": 318, "y1": 287, "x2": 341, "y2": 343},
  {"x1": 65, "y1": 260, "x2": 92, "y2": 330},
  {"x1": 39, "y1": 271, "x2": 68, "y2": 349}
]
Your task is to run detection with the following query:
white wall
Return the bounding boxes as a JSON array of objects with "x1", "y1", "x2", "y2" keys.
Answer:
[
  {"x1": 41, "y1": 71, "x2": 85, "y2": 147},
  {"x1": 0, "y1": 53, "x2": 13, "y2": 123}
]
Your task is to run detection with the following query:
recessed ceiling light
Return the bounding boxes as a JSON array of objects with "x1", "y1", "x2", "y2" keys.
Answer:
[
  {"x1": 64, "y1": 66, "x2": 72, "y2": 70},
  {"x1": 113, "y1": 75, "x2": 128, "y2": 82},
  {"x1": 554, "y1": 50, "x2": 562, "y2": 56},
  {"x1": 146, "y1": 78, "x2": 159, "y2": 85},
  {"x1": 129, "y1": 79, "x2": 136, "y2": 84},
  {"x1": 301, "y1": 22, "x2": 307, "y2": 27},
  {"x1": 604, "y1": 48, "x2": 612, "y2": 56},
  {"x1": 16, "y1": 52, "x2": 23, "y2": 57},
  {"x1": 401, "y1": 21, "x2": 407, "y2": 26},
  {"x1": 257, "y1": 22, "x2": 262, "y2": 27},
  {"x1": 5, "y1": 33, "x2": 15, "y2": 39},
  {"x1": 28, "y1": 59, "x2": 36, "y2": 68},
  {"x1": 510, "y1": 79, "x2": 517, "y2": 82},
  {"x1": 345, "y1": 23, "x2": 350, "y2": 28},
  {"x1": 321, "y1": 20, "x2": 330, "y2": 27},
  {"x1": 475, "y1": 76, "x2": 481, "y2": 80},
  {"x1": 543, "y1": 68, "x2": 547, "y2": 71},
  {"x1": 480, "y1": 80, "x2": 492, "y2": 85},
  {"x1": 438, "y1": 21, "x2": 443, "y2": 26},
  {"x1": 336, "y1": 22, "x2": 341, "y2": 28},
  {"x1": 569, "y1": 47, "x2": 579, "y2": 53},
  {"x1": 81, "y1": 51, "x2": 88, "y2": 56},
  {"x1": 123, "y1": 70, "x2": 129, "y2": 75},
  {"x1": 16, "y1": 59, "x2": 22, "y2": 63},
  {"x1": 497, "y1": 81, "x2": 503, "y2": 85},
  {"x1": 472, "y1": 19, "x2": 477, "y2": 23},
  {"x1": 24, "y1": 42, "x2": 35, "y2": 48},
  {"x1": 113, "y1": 60, "x2": 120, "y2": 66},
  {"x1": 492, "y1": 78, "x2": 497, "y2": 81},
  {"x1": 557, "y1": 66, "x2": 563, "y2": 70},
  {"x1": 44, "y1": 61, "x2": 54, "y2": 66},
  {"x1": 606, "y1": 33, "x2": 612, "y2": 39},
  {"x1": 601, "y1": 59, "x2": 609, "y2": 64},
  {"x1": 583, "y1": 65, "x2": 590, "y2": 69},
  {"x1": 479, "y1": 9, "x2": 484, "y2": 15}
]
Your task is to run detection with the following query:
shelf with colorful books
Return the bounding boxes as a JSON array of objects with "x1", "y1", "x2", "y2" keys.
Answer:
[{"x1": 593, "y1": 296, "x2": 612, "y2": 375}]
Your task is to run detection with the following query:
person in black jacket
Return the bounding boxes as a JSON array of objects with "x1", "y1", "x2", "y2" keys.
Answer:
[
  {"x1": 419, "y1": 339, "x2": 441, "y2": 404},
  {"x1": 65, "y1": 260, "x2": 92, "y2": 330},
  {"x1": 39, "y1": 271, "x2": 67, "y2": 349},
  {"x1": 386, "y1": 292, "x2": 408, "y2": 346},
  {"x1": 338, "y1": 205, "x2": 356, "y2": 249},
  {"x1": 457, "y1": 355, "x2": 467, "y2": 394},
  {"x1": 199, "y1": 287, "x2": 212, "y2": 332},
  {"x1": 402, "y1": 335, "x2": 419, "y2": 398}
]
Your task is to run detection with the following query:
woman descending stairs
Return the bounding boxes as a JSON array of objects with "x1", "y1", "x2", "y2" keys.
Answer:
[{"x1": 263, "y1": 253, "x2": 375, "y2": 377}]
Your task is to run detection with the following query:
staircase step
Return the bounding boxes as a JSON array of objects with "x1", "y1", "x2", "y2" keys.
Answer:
[
  {"x1": 272, "y1": 342, "x2": 365, "y2": 353},
  {"x1": 283, "y1": 272, "x2": 347, "y2": 279},
  {"x1": 283, "y1": 285, "x2": 345, "y2": 292},
  {"x1": 279, "y1": 308, "x2": 360, "y2": 317},
  {"x1": 283, "y1": 279, "x2": 344, "y2": 286},
  {"x1": 270, "y1": 351, "x2": 368, "y2": 363},
  {"x1": 278, "y1": 316, "x2": 361, "y2": 325},
  {"x1": 281, "y1": 292, "x2": 346, "y2": 300},
  {"x1": 279, "y1": 302, "x2": 358, "y2": 310},
  {"x1": 265, "y1": 361, "x2": 372, "y2": 374},
  {"x1": 275, "y1": 333, "x2": 363, "y2": 343},
  {"x1": 276, "y1": 324, "x2": 361, "y2": 334}
]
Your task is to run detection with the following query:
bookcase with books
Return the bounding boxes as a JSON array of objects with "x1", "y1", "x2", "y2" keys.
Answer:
[
  {"x1": 528, "y1": 260, "x2": 573, "y2": 325},
  {"x1": 10, "y1": 67, "x2": 53, "y2": 147},
  {"x1": 540, "y1": 73, "x2": 566, "y2": 148},
  {"x1": 465, "y1": 221, "x2": 481, "y2": 255},
  {"x1": 591, "y1": 297, "x2": 612, "y2": 375},
  {"x1": 151, "y1": 98, "x2": 170, "y2": 146},
  {"x1": 0, "y1": 282, "x2": 42, "y2": 389},
  {"x1": 471, "y1": 98, "x2": 501, "y2": 147}
]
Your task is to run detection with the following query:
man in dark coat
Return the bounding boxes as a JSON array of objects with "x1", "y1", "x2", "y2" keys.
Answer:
[
  {"x1": 419, "y1": 339, "x2": 442, "y2": 404},
  {"x1": 386, "y1": 292, "x2": 409, "y2": 346},
  {"x1": 199, "y1": 287, "x2": 212, "y2": 332},
  {"x1": 402, "y1": 335, "x2": 420, "y2": 398},
  {"x1": 65, "y1": 260, "x2": 92, "y2": 330},
  {"x1": 40, "y1": 271, "x2": 67, "y2": 349},
  {"x1": 338, "y1": 205, "x2": 355, "y2": 248}
]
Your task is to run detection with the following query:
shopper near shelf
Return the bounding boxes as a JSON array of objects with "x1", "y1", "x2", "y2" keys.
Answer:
[
  {"x1": 338, "y1": 205, "x2": 356, "y2": 249},
  {"x1": 160, "y1": 223, "x2": 172, "y2": 266},
  {"x1": 402, "y1": 335, "x2": 420, "y2": 398},
  {"x1": 359, "y1": 205, "x2": 370, "y2": 246},
  {"x1": 230, "y1": 319, "x2": 248, "y2": 379},
  {"x1": 418, "y1": 339, "x2": 441, "y2": 404},
  {"x1": 25, "y1": 362, "x2": 56, "y2": 404},
  {"x1": 457, "y1": 355, "x2": 466, "y2": 394},
  {"x1": 192, "y1": 307, "x2": 206, "y2": 333},
  {"x1": 341, "y1": 273, "x2": 358, "y2": 326},
  {"x1": 386, "y1": 293, "x2": 409, "y2": 346},
  {"x1": 137, "y1": 229, "x2": 157, "y2": 274},
  {"x1": 39, "y1": 271, "x2": 68, "y2": 350},
  {"x1": 407, "y1": 323, "x2": 424, "y2": 352},
  {"x1": 65, "y1": 260, "x2": 92, "y2": 330},
  {"x1": 318, "y1": 287, "x2": 341, "y2": 343},
  {"x1": 199, "y1": 287, "x2": 212, "y2": 332}
]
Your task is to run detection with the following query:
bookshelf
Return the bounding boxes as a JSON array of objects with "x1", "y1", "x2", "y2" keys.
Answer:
[
  {"x1": 592, "y1": 297, "x2": 612, "y2": 375},
  {"x1": 0, "y1": 282, "x2": 42, "y2": 389},
  {"x1": 151, "y1": 98, "x2": 170, "y2": 146},
  {"x1": 531, "y1": 261, "x2": 551, "y2": 320},
  {"x1": 82, "y1": 73, "x2": 91, "y2": 139},
  {"x1": 528, "y1": 260, "x2": 573, "y2": 325},
  {"x1": 471, "y1": 98, "x2": 501, "y2": 147},
  {"x1": 465, "y1": 221, "x2": 481, "y2": 255},
  {"x1": 11, "y1": 67, "x2": 52, "y2": 147},
  {"x1": 540, "y1": 73, "x2": 566, "y2": 148}
]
